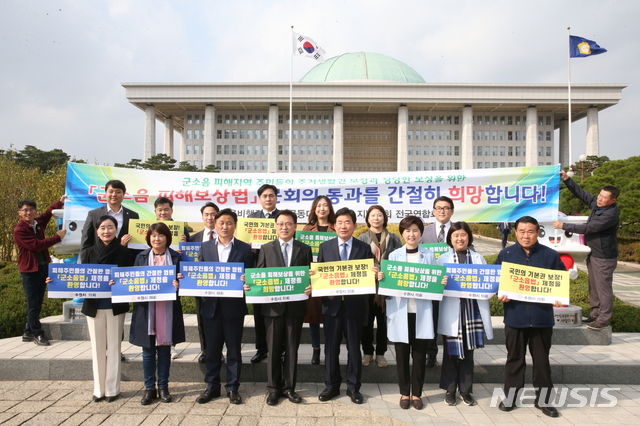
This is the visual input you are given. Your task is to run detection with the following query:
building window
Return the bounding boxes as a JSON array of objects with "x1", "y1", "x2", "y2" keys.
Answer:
[
  {"x1": 484, "y1": 146, "x2": 490, "y2": 156},
  {"x1": 477, "y1": 131, "x2": 482, "y2": 141},
  {"x1": 293, "y1": 145, "x2": 298, "y2": 155},
  {"x1": 500, "y1": 131, "x2": 505, "y2": 141},
  {"x1": 546, "y1": 147, "x2": 552, "y2": 157},
  {"x1": 239, "y1": 161, "x2": 244, "y2": 170},
  {"x1": 216, "y1": 160, "x2": 221, "y2": 169},
  {"x1": 446, "y1": 131, "x2": 451, "y2": 141},
  {"x1": 416, "y1": 162, "x2": 421, "y2": 171},
  {"x1": 262, "y1": 161, "x2": 267, "y2": 170},
  {"x1": 538, "y1": 147, "x2": 544, "y2": 156},
  {"x1": 232, "y1": 130, "x2": 237, "y2": 140},
  {"x1": 516, "y1": 147, "x2": 521, "y2": 156},
  {"x1": 232, "y1": 145, "x2": 237, "y2": 155},
  {"x1": 439, "y1": 146, "x2": 444, "y2": 156},
  {"x1": 194, "y1": 145, "x2": 200, "y2": 155},
  {"x1": 454, "y1": 116, "x2": 460, "y2": 125},
  {"x1": 415, "y1": 131, "x2": 421, "y2": 140},
  {"x1": 546, "y1": 131, "x2": 551, "y2": 141},
  {"x1": 454, "y1": 146, "x2": 460, "y2": 156},
  {"x1": 216, "y1": 145, "x2": 222, "y2": 155},
  {"x1": 186, "y1": 145, "x2": 191, "y2": 155},
  {"x1": 186, "y1": 130, "x2": 193, "y2": 139},
  {"x1": 247, "y1": 145, "x2": 253, "y2": 155},
  {"x1": 408, "y1": 146, "x2": 413, "y2": 155},
  {"x1": 278, "y1": 161, "x2": 283, "y2": 171},
  {"x1": 446, "y1": 146, "x2": 452, "y2": 156},
  {"x1": 224, "y1": 145, "x2": 229, "y2": 155},
  {"x1": 324, "y1": 161, "x2": 329, "y2": 171},
  {"x1": 187, "y1": 115, "x2": 193, "y2": 124},
  {"x1": 515, "y1": 131, "x2": 521, "y2": 141},
  {"x1": 217, "y1": 114, "x2": 222, "y2": 124},
  {"x1": 247, "y1": 161, "x2": 252, "y2": 171},
  {"x1": 316, "y1": 161, "x2": 321, "y2": 170},
  {"x1": 293, "y1": 161, "x2": 298, "y2": 171},
  {"x1": 492, "y1": 131, "x2": 497, "y2": 141},
  {"x1": 408, "y1": 115, "x2": 414, "y2": 125},
  {"x1": 240, "y1": 115, "x2": 245, "y2": 124},
  {"x1": 538, "y1": 131, "x2": 543, "y2": 141},
  {"x1": 408, "y1": 161, "x2": 414, "y2": 171},
  {"x1": 239, "y1": 145, "x2": 245, "y2": 155},
  {"x1": 477, "y1": 146, "x2": 482, "y2": 156},
  {"x1": 248, "y1": 114, "x2": 253, "y2": 124},
  {"x1": 216, "y1": 130, "x2": 222, "y2": 139},
  {"x1": 508, "y1": 146, "x2": 513, "y2": 156},
  {"x1": 223, "y1": 161, "x2": 229, "y2": 170},
  {"x1": 478, "y1": 162, "x2": 483, "y2": 169},
  {"x1": 415, "y1": 146, "x2": 421, "y2": 155},
  {"x1": 262, "y1": 146, "x2": 267, "y2": 156},
  {"x1": 300, "y1": 161, "x2": 306, "y2": 171},
  {"x1": 546, "y1": 116, "x2": 551, "y2": 126},
  {"x1": 316, "y1": 145, "x2": 322, "y2": 155},
  {"x1": 408, "y1": 130, "x2": 413, "y2": 140},
  {"x1": 492, "y1": 146, "x2": 498, "y2": 156}
]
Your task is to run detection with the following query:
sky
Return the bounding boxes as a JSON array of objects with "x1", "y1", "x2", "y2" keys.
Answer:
[{"x1": 1, "y1": 0, "x2": 638, "y2": 167}]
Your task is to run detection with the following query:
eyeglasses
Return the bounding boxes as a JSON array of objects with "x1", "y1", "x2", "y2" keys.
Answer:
[
  {"x1": 19, "y1": 208, "x2": 36, "y2": 213},
  {"x1": 434, "y1": 207, "x2": 452, "y2": 212},
  {"x1": 276, "y1": 222, "x2": 295, "y2": 228}
]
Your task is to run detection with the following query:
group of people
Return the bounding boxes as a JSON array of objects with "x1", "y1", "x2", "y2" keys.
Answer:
[{"x1": 12, "y1": 171, "x2": 620, "y2": 418}]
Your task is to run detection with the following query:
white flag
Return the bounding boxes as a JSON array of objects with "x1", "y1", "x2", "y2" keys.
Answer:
[{"x1": 292, "y1": 31, "x2": 326, "y2": 63}]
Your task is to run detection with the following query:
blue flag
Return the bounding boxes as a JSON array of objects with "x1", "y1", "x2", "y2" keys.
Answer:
[{"x1": 570, "y1": 35, "x2": 607, "y2": 58}]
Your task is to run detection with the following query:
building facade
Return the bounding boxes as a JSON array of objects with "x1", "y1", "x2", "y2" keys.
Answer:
[{"x1": 123, "y1": 53, "x2": 625, "y2": 173}]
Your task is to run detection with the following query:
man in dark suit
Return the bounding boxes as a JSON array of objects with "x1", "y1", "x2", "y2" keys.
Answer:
[
  {"x1": 188, "y1": 202, "x2": 219, "y2": 363},
  {"x1": 247, "y1": 183, "x2": 279, "y2": 364},
  {"x1": 251, "y1": 209, "x2": 312, "y2": 406},
  {"x1": 195, "y1": 209, "x2": 253, "y2": 406},
  {"x1": 498, "y1": 221, "x2": 512, "y2": 249},
  {"x1": 80, "y1": 179, "x2": 139, "y2": 262},
  {"x1": 419, "y1": 195, "x2": 456, "y2": 368},
  {"x1": 317, "y1": 207, "x2": 373, "y2": 405}
]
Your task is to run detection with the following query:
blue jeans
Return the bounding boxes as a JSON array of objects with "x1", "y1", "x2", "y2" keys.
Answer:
[
  {"x1": 142, "y1": 344, "x2": 171, "y2": 389},
  {"x1": 20, "y1": 264, "x2": 48, "y2": 336}
]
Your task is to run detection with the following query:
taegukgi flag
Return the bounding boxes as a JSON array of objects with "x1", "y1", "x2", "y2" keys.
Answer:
[
  {"x1": 293, "y1": 31, "x2": 326, "y2": 62},
  {"x1": 570, "y1": 35, "x2": 607, "y2": 58}
]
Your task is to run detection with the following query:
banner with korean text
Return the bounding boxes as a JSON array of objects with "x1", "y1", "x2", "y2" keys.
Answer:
[
  {"x1": 48, "y1": 264, "x2": 114, "y2": 299},
  {"x1": 498, "y1": 262, "x2": 570, "y2": 305},
  {"x1": 179, "y1": 262, "x2": 244, "y2": 298},
  {"x1": 179, "y1": 242, "x2": 201, "y2": 262},
  {"x1": 244, "y1": 266, "x2": 309, "y2": 303},
  {"x1": 311, "y1": 259, "x2": 376, "y2": 297},
  {"x1": 111, "y1": 265, "x2": 176, "y2": 303},
  {"x1": 379, "y1": 260, "x2": 445, "y2": 300},
  {"x1": 442, "y1": 264, "x2": 501, "y2": 299},
  {"x1": 129, "y1": 219, "x2": 183, "y2": 250},
  {"x1": 61, "y1": 163, "x2": 560, "y2": 252},
  {"x1": 419, "y1": 243, "x2": 450, "y2": 260},
  {"x1": 296, "y1": 231, "x2": 336, "y2": 261},
  {"x1": 236, "y1": 218, "x2": 277, "y2": 248}
]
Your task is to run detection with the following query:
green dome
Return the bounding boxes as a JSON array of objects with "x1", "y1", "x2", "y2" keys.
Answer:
[{"x1": 299, "y1": 52, "x2": 425, "y2": 83}]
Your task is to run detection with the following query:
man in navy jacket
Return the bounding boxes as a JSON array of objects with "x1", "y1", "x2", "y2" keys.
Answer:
[
  {"x1": 317, "y1": 207, "x2": 373, "y2": 405},
  {"x1": 495, "y1": 216, "x2": 565, "y2": 418}
]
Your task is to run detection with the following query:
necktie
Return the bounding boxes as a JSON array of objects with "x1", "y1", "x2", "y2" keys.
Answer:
[
  {"x1": 282, "y1": 242, "x2": 289, "y2": 267},
  {"x1": 438, "y1": 224, "x2": 445, "y2": 243},
  {"x1": 209, "y1": 230, "x2": 214, "y2": 241},
  {"x1": 340, "y1": 242, "x2": 348, "y2": 261},
  {"x1": 265, "y1": 212, "x2": 270, "y2": 219}
]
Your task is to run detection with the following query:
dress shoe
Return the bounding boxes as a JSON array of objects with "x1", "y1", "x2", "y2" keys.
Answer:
[
  {"x1": 106, "y1": 394, "x2": 119, "y2": 403},
  {"x1": 412, "y1": 397, "x2": 423, "y2": 410},
  {"x1": 498, "y1": 400, "x2": 514, "y2": 412},
  {"x1": 362, "y1": 354, "x2": 373, "y2": 366},
  {"x1": 251, "y1": 350, "x2": 268, "y2": 364},
  {"x1": 588, "y1": 321, "x2": 609, "y2": 331},
  {"x1": 399, "y1": 397, "x2": 410, "y2": 409},
  {"x1": 266, "y1": 392, "x2": 280, "y2": 406},
  {"x1": 583, "y1": 315, "x2": 598, "y2": 324},
  {"x1": 92, "y1": 395, "x2": 104, "y2": 402},
  {"x1": 33, "y1": 334, "x2": 50, "y2": 346},
  {"x1": 375, "y1": 355, "x2": 388, "y2": 368},
  {"x1": 318, "y1": 388, "x2": 340, "y2": 401},
  {"x1": 196, "y1": 388, "x2": 220, "y2": 404},
  {"x1": 120, "y1": 353, "x2": 126, "y2": 362},
  {"x1": 444, "y1": 391, "x2": 456, "y2": 406},
  {"x1": 347, "y1": 390, "x2": 363, "y2": 404},
  {"x1": 22, "y1": 331, "x2": 34, "y2": 342},
  {"x1": 461, "y1": 393, "x2": 476, "y2": 406},
  {"x1": 227, "y1": 391, "x2": 242, "y2": 404},
  {"x1": 426, "y1": 354, "x2": 436, "y2": 368},
  {"x1": 198, "y1": 351, "x2": 206, "y2": 363},
  {"x1": 171, "y1": 346, "x2": 179, "y2": 359},
  {"x1": 158, "y1": 387, "x2": 171, "y2": 403},
  {"x1": 285, "y1": 390, "x2": 302, "y2": 403},
  {"x1": 311, "y1": 348, "x2": 320, "y2": 365},
  {"x1": 141, "y1": 389, "x2": 157, "y2": 406},
  {"x1": 535, "y1": 403, "x2": 559, "y2": 417}
]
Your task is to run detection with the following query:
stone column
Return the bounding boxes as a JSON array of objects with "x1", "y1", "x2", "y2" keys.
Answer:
[
  {"x1": 461, "y1": 106, "x2": 473, "y2": 169},
  {"x1": 144, "y1": 105, "x2": 156, "y2": 161},
  {"x1": 333, "y1": 105, "x2": 344, "y2": 173},
  {"x1": 268, "y1": 105, "x2": 279, "y2": 173},
  {"x1": 397, "y1": 105, "x2": 408, "y2": 172},
  {"x1": 526, "y1": 106, "x2": 538, "y2": 167},
  {"x1": 558, "y1": 119, "x2": 569, "y2": 167},
  {"x1": 586, "y1": 107, "x2": 599, "y2": 157},
  {"x1": 163, "y1": 118, "x2": 174, "y2": 159},
  {"x1": 203, "y1": 105, "x2": 215, "y2": 168}
]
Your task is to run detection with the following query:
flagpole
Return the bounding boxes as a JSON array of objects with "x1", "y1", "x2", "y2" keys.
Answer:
[
  {"x1": 567, "y1": 27, "x2": 573, "y2": 168},
  {"x1": 289, "y1": 26, "x2": 294, "y2": 174}
]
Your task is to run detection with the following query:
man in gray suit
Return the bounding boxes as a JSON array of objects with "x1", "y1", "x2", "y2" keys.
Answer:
[
  {"x1": 80, "y1": 180, "x2": 139, "y2": 262},
  {"x1": 247, "y1": 184, "x2": 280, "y2": 363},
  {"x1": 251, "y1": 209, "x2": 312, "y2": 406}
]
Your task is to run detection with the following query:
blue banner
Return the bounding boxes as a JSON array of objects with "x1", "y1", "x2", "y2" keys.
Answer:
[
  {"x1": 48, "y1": 264, "x2": 114, "y2": 299},
  {"x1": 443, "y1": 263, "x2": 501, "y2": 299},
  {"x1": 111, "y1": 265, "x2": 177, "y2": 303},
  {"x1": 179, "y1": 242, "x2": 202, "y2": 262},
  {"x1": 178, "y1": 262, "x2": 245, "y2": 298}
]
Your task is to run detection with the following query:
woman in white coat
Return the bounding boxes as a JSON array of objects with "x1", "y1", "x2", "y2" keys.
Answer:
[
  {"x1": 437, "y1": 221, "x2": 493, "y2": 407},
  {"x1": 378, "y1": 215, "x2": 443, "y2": 410}
]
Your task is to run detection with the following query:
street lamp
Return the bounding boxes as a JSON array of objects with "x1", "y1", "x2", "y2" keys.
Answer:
[{"x1": 568, "y1": 154, "x2": 596, "y2": 182}]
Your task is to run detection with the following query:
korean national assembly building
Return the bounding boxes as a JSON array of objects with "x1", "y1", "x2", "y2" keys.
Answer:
[{"x1": 123, "y1": 52, "x2": 624, "y2": 173}]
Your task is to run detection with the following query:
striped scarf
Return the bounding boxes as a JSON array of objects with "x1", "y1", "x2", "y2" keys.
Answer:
[{"x1": 444, "y1": 249, "x2": 485, "y2": 359}]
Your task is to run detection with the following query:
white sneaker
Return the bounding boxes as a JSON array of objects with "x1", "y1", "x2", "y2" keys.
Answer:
[
  {"x1": 362, "y1": 354, "x2": 374, "y2": 366},
  {"x1": 375, "y1": 355, "x2": 388, "y2": 368},
  {"x1": 171, "y1": 346, "x2": 179, "y2": 360}
]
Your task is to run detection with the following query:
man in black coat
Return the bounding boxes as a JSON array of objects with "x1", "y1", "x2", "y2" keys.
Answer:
[
  {"x1": 80, "y1": 180, "x2": 139, "y2": 262},
  {"x1": 247, "y1": 184, "x2": 280, "y2": 363},
  {"x1": 252, "y1": 209, "x2": 312, "y2": 406},
  {"x1": 554, "y1": 170, "x2": 620, "y2": 330},
  {"x1": 195, "y1": 209, "x2": 253, "y2": 406},
  {"x1": 317, "y1": 207, "x2": 373, "y2": 405}
]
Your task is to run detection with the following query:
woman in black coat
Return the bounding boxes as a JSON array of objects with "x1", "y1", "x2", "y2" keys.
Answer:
[{"x1": 129, "y1": 222, "x2": 185, "y2": 406}]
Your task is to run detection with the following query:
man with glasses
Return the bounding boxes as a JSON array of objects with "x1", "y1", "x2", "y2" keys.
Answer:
[
  {"x1": 249, "y1": 210, "x2": 312, "y2": 406},
  {"x1": 14, "y1": 196, "x2": 67, "y2": 346},
  {"x1": 419, "y1": 196, "x2": 456, "y2": 367}
]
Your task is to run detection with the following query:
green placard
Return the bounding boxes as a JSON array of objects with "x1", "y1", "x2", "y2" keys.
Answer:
[
  {"x1": 245, "y1": 266, "x2": 309, "y2": 303},
  {"x1": 419, "y1": 243, "x2": 450, "y2": 260},
  {"x1": 379, "y1": 259, "x2": 446, "y2": 300},
  {"x1": 296, "y1": 230, "x2": 336, "y2": 259}
]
